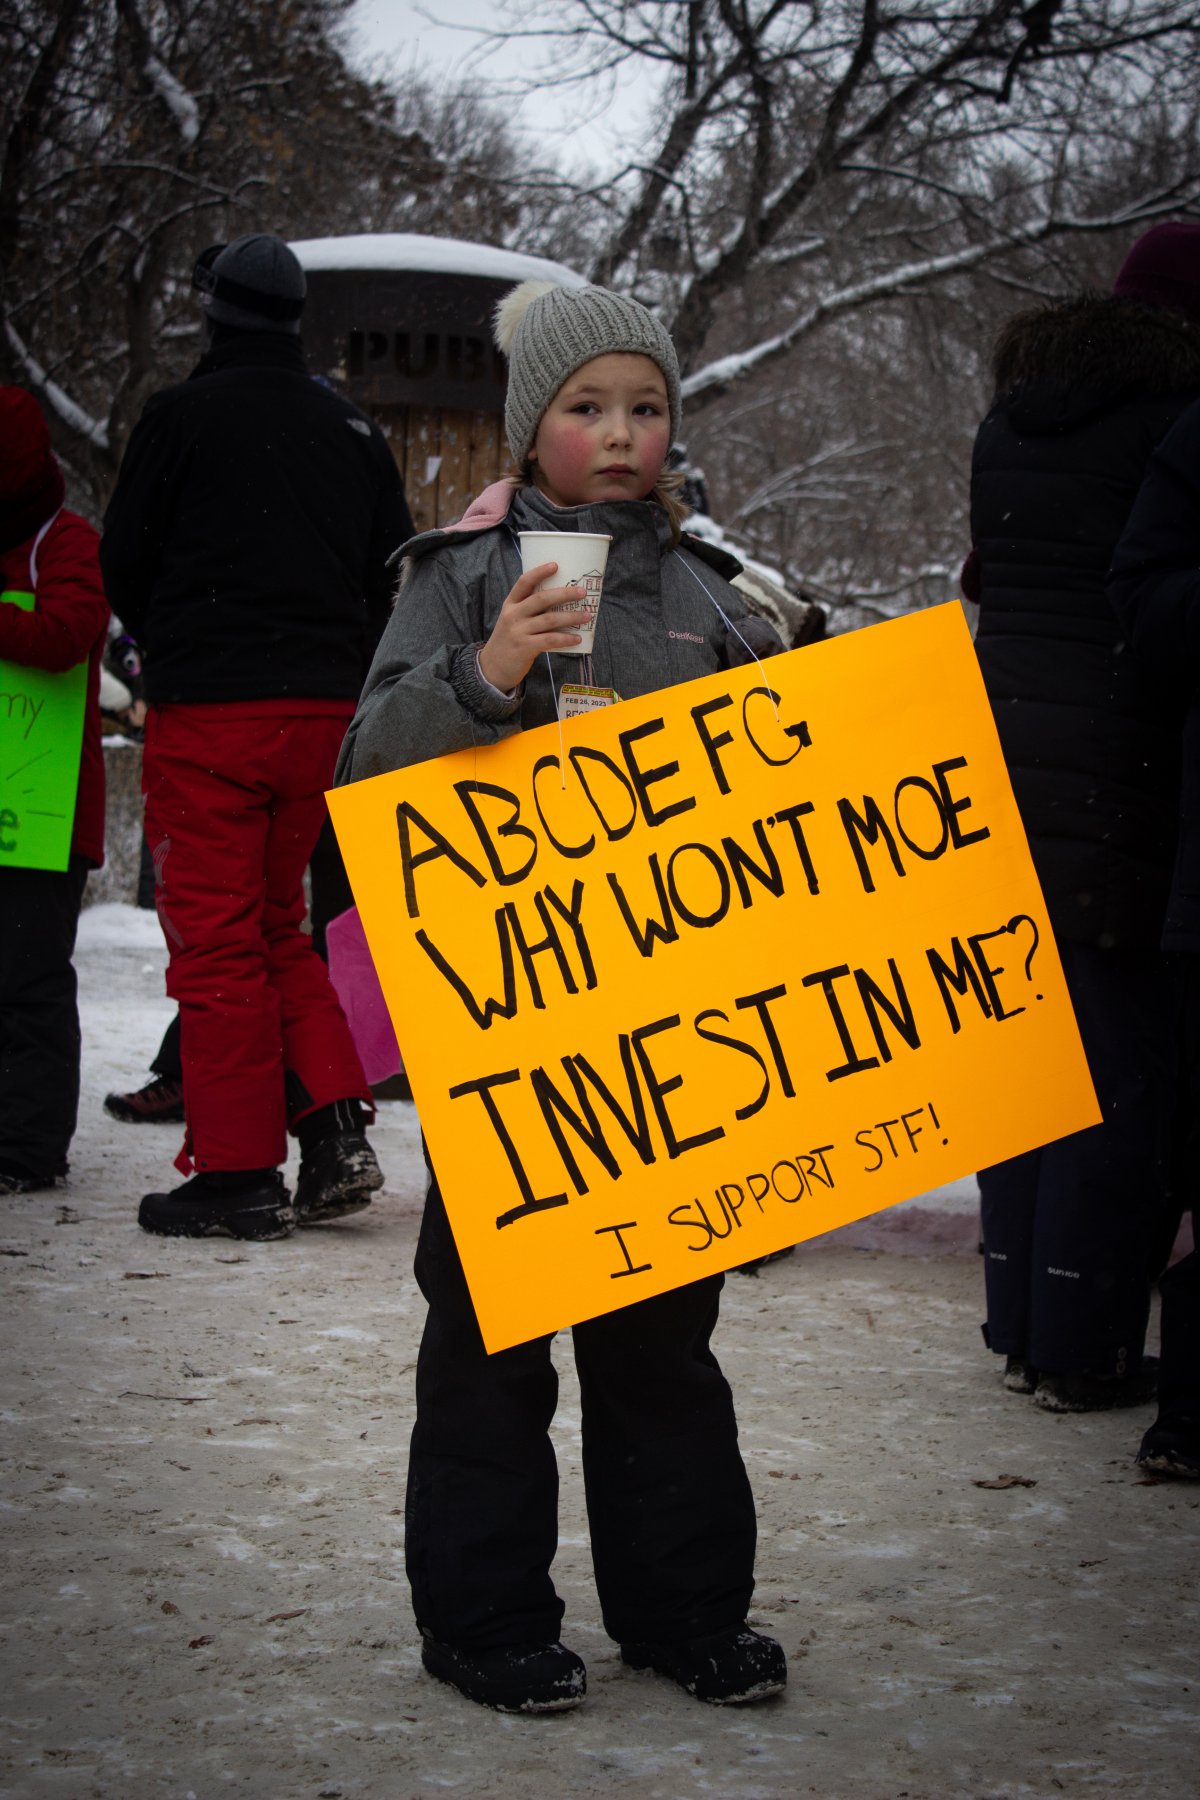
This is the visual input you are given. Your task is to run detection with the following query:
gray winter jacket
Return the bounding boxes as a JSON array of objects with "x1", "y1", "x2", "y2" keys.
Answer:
[{"x1": 336, "y1": 485, "x2": 772, "y2": 783}]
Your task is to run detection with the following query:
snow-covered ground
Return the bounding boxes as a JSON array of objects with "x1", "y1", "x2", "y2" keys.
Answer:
[{"x1": 0, "y1": 905, "x2": 1196, "y2": 1798}]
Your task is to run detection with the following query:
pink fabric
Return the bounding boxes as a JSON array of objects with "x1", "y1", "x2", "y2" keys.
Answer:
[
  {"x1": 325, "y1": 904, "x2": 403, "y2": 1085},
  {"x1": 440, "y1": 478, "x2": 518, "y2": 535}
]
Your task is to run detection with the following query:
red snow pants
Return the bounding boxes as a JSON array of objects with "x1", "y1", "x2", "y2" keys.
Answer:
[{"x1": 141, "y1": 700, "x2": 369, "y2": 1172}]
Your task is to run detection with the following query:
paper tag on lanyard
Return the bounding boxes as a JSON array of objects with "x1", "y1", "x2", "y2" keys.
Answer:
[{"x1": 560, "y1": 683, "x2": 620, "y2": 717}]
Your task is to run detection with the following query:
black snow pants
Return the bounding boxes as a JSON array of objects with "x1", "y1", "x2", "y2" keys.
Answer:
[
  {"x1": 404, "y1": 1176, "x2": 758, "y2": 1652},
  {"x1": 978, "y1": 939, "x2": 1179, "y2": 1378},
  {"x1": 1157, "y1": 953, "x2": 1200, "y2": 1416}
]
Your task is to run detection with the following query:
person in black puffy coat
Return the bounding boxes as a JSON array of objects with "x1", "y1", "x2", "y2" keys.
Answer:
[
  {"x1": 964, "y1": 221, "x2": 1200, "y2": 1412},
  {"x1": 1109, "y1": 392, "x2": 1200, "y2": 1477}
]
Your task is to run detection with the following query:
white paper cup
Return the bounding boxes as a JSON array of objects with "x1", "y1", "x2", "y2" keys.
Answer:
[{"x1": 519, "y1": 531, "x2": 611, "y2": 656}]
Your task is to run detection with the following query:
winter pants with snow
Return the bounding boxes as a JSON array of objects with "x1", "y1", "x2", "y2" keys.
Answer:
[
  {"x1": 0, "y1": 855, "x2": 88, "y2": 1179},
  {"x1": 141, "y1": 702, "x2": 369, "y2": 1173},
  {"x1": 405, "y1": 1175, "x2": 758, "y2": 1652},
  {"x1": 979, "y1": 939, "x2": 1179, "y2": 1378}
]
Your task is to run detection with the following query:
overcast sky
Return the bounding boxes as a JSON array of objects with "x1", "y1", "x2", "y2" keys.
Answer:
[{"x1": 343, "y1": 0, "x2": 658, "y2": 175}]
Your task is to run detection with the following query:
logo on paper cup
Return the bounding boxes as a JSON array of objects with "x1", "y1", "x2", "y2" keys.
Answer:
[{"x1": 567, "y1": 568, "x2": 605, "y2": 618}]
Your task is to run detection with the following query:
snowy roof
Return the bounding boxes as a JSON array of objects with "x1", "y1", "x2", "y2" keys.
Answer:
[{"x1": 289, "y1": 234, "x2": 586, "y2": 287}]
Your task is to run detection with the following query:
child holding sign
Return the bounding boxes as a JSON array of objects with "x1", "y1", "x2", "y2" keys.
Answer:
[{"x1": 338, "y1": 280, "x2": 787, "y2": 1714}]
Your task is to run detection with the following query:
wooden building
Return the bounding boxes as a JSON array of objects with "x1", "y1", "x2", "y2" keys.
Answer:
[{"x1": 291, "y1": 234, "x2": 586, "y2": 532}]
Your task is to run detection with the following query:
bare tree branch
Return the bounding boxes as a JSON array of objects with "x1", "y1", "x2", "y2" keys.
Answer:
[
  {"x1": 113, "y1": 0, "x2": 201, "y2": 147},
  {"x1": 4, "y1": 317, "x2": 111, "y2": 450},
  {"x1": 681, "y1": 185, "x2": 1200, "y2": 409}
]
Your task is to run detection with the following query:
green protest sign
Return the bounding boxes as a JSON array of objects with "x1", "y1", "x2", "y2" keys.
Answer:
[{"x1": 1, "y1": 589, "x2": 87, "y2": 872}]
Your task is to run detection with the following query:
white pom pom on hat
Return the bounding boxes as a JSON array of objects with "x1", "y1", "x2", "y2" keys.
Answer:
[
  {"x1": 493, "y1": 280, "x2": 561, "y2": 357},
  {"x1": 492, "y1": 279, "x2": 682, "y2": 462}
]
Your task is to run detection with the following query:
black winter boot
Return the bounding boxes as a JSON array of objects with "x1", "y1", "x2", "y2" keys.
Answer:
[
  {"x1": 0, "y1": 1159, "x2": 58, "y2": 1196},
  {"x1": 139, "y1": 1169, "x2": 294, "y2": 1240},
  {"x1": 1034, "y1": 1355, "x2": 1158, "y2": 1413},
  {"x1": 1137, "y1": 1414, "x2": 1200, "y2": 1478},
  {"x1": 420, "y1": 1635, "x2": 586, "y2": 1713},
  {"x1": 1004, "y1": 1355, "x2": 1039, "y2": 1394},
  {"x1": 293, "y1": 1099, "x2": 383, "y2": 1224},
  {"x1": 620, "y1": 1624, "x2": 786, "y2": 1704}
]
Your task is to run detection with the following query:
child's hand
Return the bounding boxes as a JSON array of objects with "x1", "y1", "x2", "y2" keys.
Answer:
[{"x1": 478, "y1": 563, "x2": 587, "y2": 692}]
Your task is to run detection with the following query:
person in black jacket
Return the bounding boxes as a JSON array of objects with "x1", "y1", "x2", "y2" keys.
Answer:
[
  {"x1": 1109, "y1": 392, "x2": 1200, "y2": 1477},
  {"x1": 101, "y1": 233, "x2": 414, "y2": 1241},
  {"x1": 964, "y1": 221, "x2": 1200, "y2": 1411}
]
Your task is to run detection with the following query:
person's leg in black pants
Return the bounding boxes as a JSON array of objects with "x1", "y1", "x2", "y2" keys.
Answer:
[
  {"x1": 1139, "y1": 1250, "x2": 1200, "y2": 1473},
  {"x1": 1139, "y1": 953, "x2": 1200, "y2": 1474},
  {"x1": 978, "y1": 1147, "x2": 1039, "y2": 1364},
  {"x1": 405, "y1": 1175, "x2": 758, "y2": 1653},
  {"x1": 0, "y1": 856, "x2": 88, "y2": 1184},
  {"x1": 981, "y1": 941, "x2": 1177, "y2": 1383},
  {"x1": 573, "y1": 1273, "x2": 757, "y2": 1645},
  {"x1": 405, "y1": 1176, "x2": 565, "y2": 1651},
  {"x1": 150, "y1": 1011, "x2": 182, "y2": 1081},
  {"x1": 308, "y1": 816, "x2": 354, "y2": 963},
  {"x1": 1026, "y1": 942, "x2": 1176, "y2": 1378}
]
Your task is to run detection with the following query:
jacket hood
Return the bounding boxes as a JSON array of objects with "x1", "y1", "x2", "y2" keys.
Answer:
[
  {"x1": 0, "y1": 384, "x2": 66, "y2": 552},
  {"x1": 992, "y1": 295, "x2": 1200, "y2": 433}
]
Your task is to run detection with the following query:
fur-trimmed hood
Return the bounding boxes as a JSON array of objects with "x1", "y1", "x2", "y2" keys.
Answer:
[{"x1": 991, "y1": 295, "x2": 1200, "y2": 432}]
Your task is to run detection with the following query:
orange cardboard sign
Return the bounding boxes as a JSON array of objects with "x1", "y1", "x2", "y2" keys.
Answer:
[{"x1": 328, "y1": 604, "x2": 1099, "y2": 1351}]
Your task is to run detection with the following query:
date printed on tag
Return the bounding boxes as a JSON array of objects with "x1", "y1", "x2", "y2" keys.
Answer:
[{"x1": 560, "y1": 683, "x2": 620, "y2": 717}]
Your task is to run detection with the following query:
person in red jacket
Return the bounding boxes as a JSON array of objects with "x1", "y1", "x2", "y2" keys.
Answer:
[{"x1": 0, "y1": 386, "x2": 109, "y2": 1194}]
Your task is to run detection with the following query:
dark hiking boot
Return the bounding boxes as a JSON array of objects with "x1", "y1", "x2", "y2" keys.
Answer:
[
  {"x1": 1136, "y1": 1414, "x2": 1200, "y2": 1479},
  {"x1": 1034, "y1": 1355, "x2": 1158, "y2": 1414},
  {"x1": 1004, "y1": 1355, "x2": 1039, "y2": 1394},
  {"x1": 104, "y1": 1075, "x2": 185, "y2": 1124},
  {"x1": 0, "y1": 1160, "x2": 57, "y2": 1196},
  {"x1": 294, "y1": 1132, "x2": 383, "y2": 1224},
  {"x1": 420, "y1": 1636, "x2": 586, "y2": 1713},
  {"x1": 620, "y1": 1624, "x2": 787, "y2": 1704},
  {"x1": 139, "y1": 1169, "x2": 294, "y2": 1240}
]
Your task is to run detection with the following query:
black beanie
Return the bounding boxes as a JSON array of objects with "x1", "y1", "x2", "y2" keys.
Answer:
[{"x1": 195, "y1": 234, "x2": 307, "y2": 334}]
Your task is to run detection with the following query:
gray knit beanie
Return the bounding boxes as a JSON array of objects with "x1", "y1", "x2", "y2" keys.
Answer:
[
  {"x1": 494, "y1": 280, "x2": 682, "y2": 462},
  {"x1": 193, "y1": 234, "x2": 307, "y2": 334}
]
